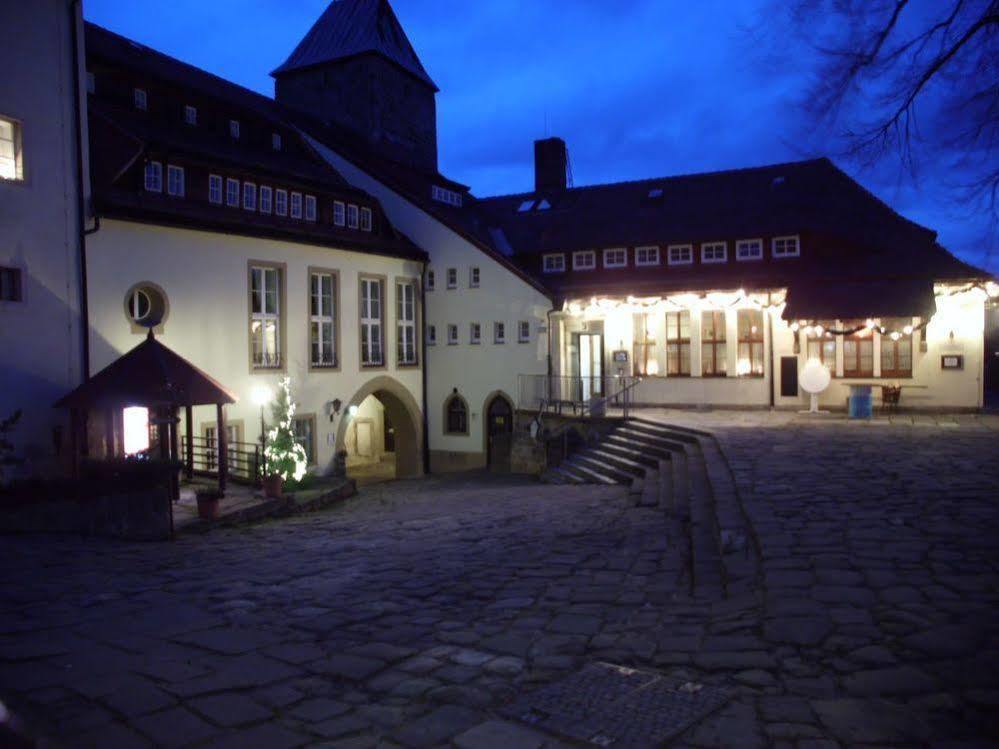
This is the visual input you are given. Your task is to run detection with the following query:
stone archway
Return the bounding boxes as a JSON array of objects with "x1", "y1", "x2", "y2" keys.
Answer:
[
  {"x1": 482, "y1": 390, "x2": 515, "y2": 473},
  {"x1": 335, "y1": 376, "x2": 423, "y2": 480}
]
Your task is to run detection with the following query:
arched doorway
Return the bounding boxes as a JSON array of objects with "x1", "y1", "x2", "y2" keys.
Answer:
[
  {"x1": 484, "y1": 392, "x2": 514, "y2": 473},
  {"x1": 335, "y1": 376, "x2": 422, "y2": 484}
]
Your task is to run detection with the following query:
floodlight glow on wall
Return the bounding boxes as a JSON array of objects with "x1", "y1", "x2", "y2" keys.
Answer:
[
  {"x1": 123, "y1": 407, "x2": 150, "y2": 455},
  {"x1": 251, "y1": 385, "x2": 273, "y2": 407}
]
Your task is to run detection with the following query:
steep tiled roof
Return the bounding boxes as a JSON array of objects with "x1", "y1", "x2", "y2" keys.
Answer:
[{"x1": 271, "y1": 0, "x2": 437, "y2": 91}]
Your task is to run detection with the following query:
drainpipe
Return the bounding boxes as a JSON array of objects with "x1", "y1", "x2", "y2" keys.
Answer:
[
  {"x1": 419, "y1": 261, "x2": 430, "y2": 474},
  {"x1": 768, "y1": 291, "x2": 776, "y2": 409},
  {"x1": 70, "y1": 0, "x2": 94, "y2": 381}
]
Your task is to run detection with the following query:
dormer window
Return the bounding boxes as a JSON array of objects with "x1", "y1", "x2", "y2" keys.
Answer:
[
  {"x1": 536, "y1": 199, "x2": 551, "y2": 211},
  {"x1": 133, "y1": 88, "x2": 147, "y2": 111},
  {"x1": 226, "y1": 178, "x2": 240, "y2": 207},
  {"x1": 208, "y1": 174, "x2": 222, "y2": 205},
  {"x1": 572, "y1": 250, "x2": 596, "y2": 271},
  {"x1": 274, "y1": 189, "x2": 288, "y2": 216},
  {"x1": 272, "y1": 133, "x2": 282, "y2": 151},
  {"x1": 773, "y1": 235, "x2": 800, "y2": 258},
  {"x1": 431, "y1": 185, "x2": 463, "y2": 207},
  {"x1": 360, "y1": 207, "x2": 372, "y2": 231},
  {"x1": 542, "y1": 253, "x2": 565, "y2": 273},
  {"x1": 259, "y1": 186, "x2": 272, "y2": 214},
  {"x1": 736, "y1": 239, "x2": 763, "y2": 261},
  {"x1": 668, "y1": 244, "x2": 693, "y2": 266},
  {"x1": 518, "y1": 200, "x2": 535, "y2": 213},
  {"x1": 347, "y1": 204, "x2": 359, "y2": 229},
  {"x1": 701, "y1": 242, "x2": 727, "y2": 264},
  {"x1": 290, "y1": 192, "x2": 303, "y2": 219},
  {"x1": 603, "y1": 248, "x2": 627, "y2": 269},
  {"x1": 243, "y1": 182, "x2": 257, "y2": 211},
  {"x1": 333, "y1": 201, "x2": 345, "y2": 226},
  {"x1": 143, "y1": 161, "x2": 162, "y2": 192},
  {"x1": 229, "y1": 120, "x2": 240, "y2": 139},
  {"x1": 648, "y1": 187, "x2": 664, "y2": 199},
  {"x1": 166, "y1": 165, "x2": 184, "y2": 197},
  {"x1": 184, "y1": 105, "x2": 197, "y2": 126},
  {"x1": 305, "y1": 195, "x2": 317, "y2": 222},
  {"x1": 636, "y1": 246, "x2": 660, "y2": 266}
]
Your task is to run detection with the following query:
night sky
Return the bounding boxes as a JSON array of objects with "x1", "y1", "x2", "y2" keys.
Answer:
[{"x1": 85, "y1": 0, "x2": 997, "y2": 273}]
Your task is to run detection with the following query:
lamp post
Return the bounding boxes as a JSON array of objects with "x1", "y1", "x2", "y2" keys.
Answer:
[{"x1": 251, "y1": 385, "x2": 273, "y2": 477}]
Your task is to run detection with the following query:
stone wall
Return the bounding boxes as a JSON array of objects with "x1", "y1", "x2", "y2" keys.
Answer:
[{"x1": 511, "y1": 412, "x2": 622, "y2": 475}]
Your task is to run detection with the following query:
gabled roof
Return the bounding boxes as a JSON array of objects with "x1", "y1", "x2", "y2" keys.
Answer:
[{"x1": 271, "y1": 0, "x2": 438, "y2": 91}]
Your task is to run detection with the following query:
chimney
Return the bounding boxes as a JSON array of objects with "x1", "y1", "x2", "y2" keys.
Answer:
[{"x1": 534, "y1": 137, "x2": 568, "y2": 193}]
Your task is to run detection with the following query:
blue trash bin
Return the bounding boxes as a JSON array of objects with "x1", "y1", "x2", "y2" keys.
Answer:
[{"x1": 848, "y1": 385, "x2": 873, "y2": 419}]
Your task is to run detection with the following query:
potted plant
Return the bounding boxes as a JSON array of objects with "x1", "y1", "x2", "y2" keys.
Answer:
[
  {"x1": 196, "y1": 488, "x2": 221, "y2": 519},
  {"x1": 263, "y1": 377, "x2": 308, "y2": 499}
]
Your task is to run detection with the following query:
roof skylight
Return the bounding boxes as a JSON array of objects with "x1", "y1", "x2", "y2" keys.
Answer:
[{"x1": 518, "y1": 200, "x2": 535, "y2": 213}]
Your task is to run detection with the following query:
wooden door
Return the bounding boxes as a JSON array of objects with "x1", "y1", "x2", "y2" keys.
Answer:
[{"x1": 487, "y1": 397, "x2": 513, "y2": 473}]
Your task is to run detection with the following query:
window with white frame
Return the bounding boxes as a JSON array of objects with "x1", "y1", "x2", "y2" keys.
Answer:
[
  {"x1": 542, "y1": 253, "x2": 566, "y2": 273},
  {"x1": 305, "y1": 195, "x2": 317, "y2": 222},
  {"x1": 736, "y1": 239, "x2": 763, "y2": 261},
  {"x1": 275, "y1": 188, "x2": 288, "y2": 216},
  {"x1": 518, "y1": 321, "x2": 531, "y2": 343},
  {"x1": 701, "y1": 242, "x2": 727, "y2": 264},
  {"x1": 347, "y1": 204, "x2": 359, "y2": 229},
  {"x1": 427, "y1": 324, "x2": 437, "y2": 345},
  {"x1": 208, "y1": 174, "x2": 222, "y2": 204},
  {"x1": 360, "y1": 278, "x2": 384, "y2": 366},
  {"x1": 243, "y1": 182, "x2": 257, "y2": 211},
  {"x1": 397, "y1": 281, "x2": 417, "y2": 365},
  {"x1": 469, "y1": 267, "x2": 480, "y2": 288},
  {"x1": 259, "y1": 186, "x2": 272, "y2": 214},
  {"x1": 772, "y1": 235, "x2": 800, "y2": 258},
  {"x1": 446, "y1": 268, "x2": 457, "y2": 289},
  {"x1": 272, "y1": 132, "x2": 282, "y2": 151},
  {"x1": 636, "y1": 246, "x2": 660, "y2": 266},
  {"x1": 229, "y1": 119, "x2": 240, "y2": 139},
  {"x1": 494, "y1": 322, "x2": 506, "y2": 344},
  {"x1": 133, "y1": 88, "x2": 147, "y2": 110},
  {"x1": 249, "y1": 265, "x2": 281, "y2": 369},
  {"x1": 470, "y1": 322, "x2": 481, "y2": 344},
  {"x1": 167, "y1": 165, "x2": 184, "y2": 197},
  {"x1": 603, "y1": 248, "x2": 627, "y2": 268},
  {"x1": 144, "y1": 161, "x2": 162, "y2": 192},
  {"x1": 426, "y1": 270, "x2": 435, "y2": 291},
  {"x1": 360, "y1": 207, "x2": 372, "y2": 231},
  {"x1": 225, "y1": 178, "x2": 239, "y2": 206},
  {"x1": 184, "y1": 105, "x2": 197, "y2": 126},
  {"x1": 668, "y1": 244, "x2": 693, "y2": 265},
  {"x1": 310, "y1": 271, "x2": 336, "y2": 368},
  {"x1": 290, "y1": 192, "x2": 302, "y2": 219},
  {"x1": 447, "y1": 324, "x2": 458, "y2": 345},
  {"x1": 432, "y1": 184, "x2": 463, "y2": 206},
  {"x1": 333, "y1": 201, "x2": 345, "y2": 226},
  {"x1": 573, "y1": 251, "x2": 596, "y2": 270}
]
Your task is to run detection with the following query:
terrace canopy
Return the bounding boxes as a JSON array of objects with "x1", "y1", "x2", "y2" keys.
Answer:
[{"x1": 55, "y1": 331, "x2": 238, "y2": 493}]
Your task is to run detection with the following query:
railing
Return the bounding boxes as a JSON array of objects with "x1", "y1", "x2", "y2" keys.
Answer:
[
  {"x1": 180, "y1": 436, "x2": 263, "y2": 485},
  {"x1": 519, "y1": 375, "x2": 642, "y2": 417}
]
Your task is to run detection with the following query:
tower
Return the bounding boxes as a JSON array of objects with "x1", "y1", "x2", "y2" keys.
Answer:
[{"x1": 272, "y1": 0, "x2": 439, "y2": 172}]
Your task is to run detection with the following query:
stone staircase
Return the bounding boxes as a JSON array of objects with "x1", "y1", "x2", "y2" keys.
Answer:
[{"x1": 542, "y1": 416, "x2": 759, "y2": 598}]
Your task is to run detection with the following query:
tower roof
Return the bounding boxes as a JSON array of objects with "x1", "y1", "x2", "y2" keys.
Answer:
[{"x1": 272, "y1": 0, "x2": 437, "y2": 91}]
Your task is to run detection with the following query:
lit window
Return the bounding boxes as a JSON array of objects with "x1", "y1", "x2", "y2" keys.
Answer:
[
  {"x1": 632, "y1": 313, "x2": 656, "y2": 376},
  {"x1": 167, "y1": 165, "x2": 185, "y2": 197},
  {"x1": 737, "y1": 309, "x2": 764, "y2": 376},
  {"x1": 360, "y1": 277, "x2": 383, "y2": 366},
  {"x1": 668, "y1": 245, "x2": 693, "y2": 265},
  {"x1": 0, "y1": 267, "x2": 23, "y2": 302},
  {"x1": 184, "y1": 105, "x2": 197, "y2": 126},
  {"x1": 347, "y1": 204, "x2": 359, "y2": 229},
  {"x1": 333, "y1": 201, "x2": 345, "y2": 226},
  {"x1": 469, "y1": 267, "x2": 480, "y2": 288},
  {"x1": 879, "y1": 317, "x2": 913, "y2": 378},
  {"x1": 360, "y1": 207, "x2": 372, "y2": 231},
  {"x1": 666, "y1": 311, "x2": 691, "y2": 376},
  {"x1": 446, "y1": 268, "x2": 457, "y2": 289},
  {"x1": 447, "y1": 324, "x2": 458, "y2": 345},
  {"x1": 603, "y1": 248, "x2": 627, "y2": 268},
  {"x1": 243, "y1": 182, "x2": 257, "y2": 211},
  {"x1": 305, "y1": 195, "x2": 317, "y2": 222},
  {"x1": 542, "y1": 254, "x2": 565, "y2": 273},
  {"x1": 134, "y1": 88, "x2": 147, "y2": 110},
  {"x1": 572, "y1": 251, "x2": 596, "y2": 271},
  {"x1": 426, "y1": 270, "x2": 435, "y2": 291},
  {"x1": 275, "y1": 189, "x2": 288, "y2": 216},
  {"x1": 773, "y1": 235, "x2": 800, "y2": 258},
  {"x1": 427, "y1": 324, "x2": 437, "y2": 346},
  {"x1": 259, "y1": 186, "x2": 272, "y2": 214},
  {"x1": 518, "y1": 321, "x2": 530, "y2": 343},
  {"x1": 229, "y1": 120, "x2": 240, "y2": 139},
  {"x1": 208, "y1": 174, "x2": 222, "y2": 204},
  {"x1": 290, "y1": 192, "x2": 302, "y2": 219},
  {"x1": 470, "y1": 323, "x2": 481, "y2": 344},
  {"x1": 636, "y1": 246, "x2": 660, "y2": 266},
  {"x1": 806, "y1": 323, "x2": 837, "y2": 372},
  {"x1": 272, "y1": 132, "x2": 282, "y2": 151},
  {"x1": 310, "y1": 271, "x2": 337, "y2": 368},
  {"x1": 445, "y1": 395, "x2": 468, "y2": 435},
  {"x1": 844, "y1": 330, "x2": 874, "y2": 378},
  {"x1": 122, "y1": 407, "x2": 150, "y2": 455},
  {"x1": 736, "y1": 239, "x2": 763, "y2": 261},
  {"x1": 397, "y1": 281, "x2": 417, "y2": 365},
  {"x1": 701, "y1": 311, "x2": 727, "y2": 376},
  {"x1": 701, "y1": 242, "x2": 727, "y2": 264},
  {"x1": 249, "y1": 265, "x2": 281, "y2": 369},
  {"x1": 494, "y1": 322, "x2": 506, "y2": 344},
  {"x1": 144, "y1": 161, "x2": 162, "y2": 192},
  {"x1": 225, "y1": 178, "x2": 240, "y2": 207}
]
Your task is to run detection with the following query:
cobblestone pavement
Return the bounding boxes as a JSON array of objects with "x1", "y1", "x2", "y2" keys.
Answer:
[{"x1": 1, "y1": 416, "x2": 998, "y2": 748}]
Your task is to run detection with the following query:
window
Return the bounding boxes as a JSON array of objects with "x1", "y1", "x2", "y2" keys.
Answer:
[
  {"x1": 844, "y1": 332, "x2": 874, "y2": 378},
  {"x1": 259, "y1": 186, "x2": 272, "y2": 214},
  {"x1": 144, "y1": 161, "x2": 162, "y2": 192},
  {"x1": 447, "y1": 324, "x2": 458, "y2": 345},
  {"x1": 360, "y1": 207, "x2": 372, "y2": 231},
  {"x1": 226, "y1": 178, "x2": 240, "y2": 207},
  {"x1": 632, "y1": 313, "x2": 656, "y2": 376},
  {"x1": 0, "y1": 117, "x2": 23, "y2": 181},
  {"x1": 0, "y1": 267, "x2": 22, "y2": 302},
  {"x1": 208, "y1": 174, "x2": 222, "y2": 205},
  {"x1": 243, "y1": 182, "x2": 257, "y2": 211},
  {"x1": 445, "y1": 395, "x2": 469, "y2": 435},
  {"x1": 536, "y1": 199, "x2": 551, "y2": 211},
  {"x1": 636, "y1": 246, "x2": 660, "y2": 267},
  {"x1": 469, "y1": 267, "x2": 480, "y2": 288},
  {"x1": 773, "y1": 235, "x2": 800, "y2": 258},
  {"x1": 290, "y1": 192, "x2": 303, "y2": 219},
  {"x1": 229, "y1": 120, "x2": 240, "y2": 139},
  {"x1": 347, "y1": 204, "x2": 359, "y2": 229},
  {"x1": 494, "y1": 322, "x2": 506, "y2": 344},
  {"x1": 184, "y1": 105, "x2": 197, "y2": 126},
  {"x1": 573, "y1": 251, "x2": 596, "y2": 271},
  {"x1": 427, "y1": 324, "x2": 437, "y2": 346},
  {"x1": 446, "y1": 268, "x2": 457, "y2": 289},
  {"x1": 293, "y1": 416, "x2": 315, "y2": 465},
  {"x1": 432, "y1": 185, "x2": 463, "y2": 207},
  {"x1": 86, "y1": 71, "x2": 95, "y2": 94},
  {"x1": 167, "y1": 165, "x2": 184, "y2": 197},
  {"x1": 310, "y1": 271, "x2": 337, "y2": 368},
  {"x1": 333, "y1": 201, "x2": 345, "y2": 226},
  {"x1": 668, "y1": 245, "x2": 693, "y2": 265},
  {"x1": 250, "y1": 265, "x2": 281, "y2": 369},
  {"x1": 275, "y1": 189, "x2": 288, "y2": 216},
  {"x1": 701, "y1": 242, "x2": 727, "y2": 264},
  {"x1": 397, "y1": 281, "x2": 417, "y2": 365},
  {"x1": 737, "y1": 309, "x2": 764, "y2": 377},
  {"x1": 880, "y1": 318, "x2": 913, "y2": 378},
  {"x1": 305, "y1": 195, "x2": 317, "y2": 222},
  {"x1": 133, "y1": 88, "x2": 147, "y2": 110},
  {"x1": 518, "y1": 321, "x2": 531, "y2": 343},
  {"x1": 736, "y1": 239, "x2": 763, "y2": 262},
  {"x1": 426, "y1": 270, "x2": 435, "y2": 291},
  {"x1": 542, "y1": 254, "x2": 566, "y2": 273},
  {"x1": 666, "y1": 311, "x2": 691, "y2": 376},
  {"x1": 603, "y1": 248, "x2": 627, "y2": 268},
  {"x1": 470, "y1": 322, "x2": 481, "y2": 344},
  {"x1": 806, "y1": 323, "x2": 837, "y2": 371},
  {"x1": 518, "y1": 200, "x2": 535, "y2": 213},
  {"x1": 272, "y1": 132, "x2": 282, "y2": 151},
  {"x1": 360, "y1": 278, "x2": 384, "y2": 366},
  {"x1": 701, "y1": 311, "x2": 727, "y2": 376}
]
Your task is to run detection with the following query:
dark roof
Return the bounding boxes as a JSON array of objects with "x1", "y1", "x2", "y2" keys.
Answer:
[
  {"x1": 783, "y1": 279, "x2": 937, "y2": 321},
  {"x1": 56, "y1": 332, "x2": 238, "y2": 410},
  {"x1": 271, "y1": 0, "x2": 437, "y2": 91}
]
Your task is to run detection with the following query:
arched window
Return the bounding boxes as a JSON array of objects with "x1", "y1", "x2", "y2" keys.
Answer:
[{"x1": 444, "y1": 394, "x2": 468, "y2": 435}]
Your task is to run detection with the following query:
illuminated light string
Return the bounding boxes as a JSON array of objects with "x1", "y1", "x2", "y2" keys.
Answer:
[{"x1": 788, "y1": 318, "x2": 928, "y2": 339}]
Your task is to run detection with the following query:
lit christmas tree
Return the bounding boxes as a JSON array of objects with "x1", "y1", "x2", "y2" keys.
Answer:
[{"x1": 264, "y1": 377, "x2": 308, "y2": 484}]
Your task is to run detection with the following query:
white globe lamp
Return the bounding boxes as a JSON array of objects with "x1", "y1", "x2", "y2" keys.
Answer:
[{"x1": 799, "y1": 359, "x2": 831, "y2": 414}]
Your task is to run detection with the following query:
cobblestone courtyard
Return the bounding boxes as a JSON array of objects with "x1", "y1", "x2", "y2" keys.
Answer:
[{"x1": 1, "y1": 414, "x2": 998, "y2": 748}]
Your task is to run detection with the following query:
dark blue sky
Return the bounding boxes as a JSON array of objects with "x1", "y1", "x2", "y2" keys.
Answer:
[{"x1": 85, "y1": 0, "x2": 996, "y2": 272}]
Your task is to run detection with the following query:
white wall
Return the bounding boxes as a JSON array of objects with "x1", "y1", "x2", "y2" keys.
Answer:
[
  {"x1": 87, "y1": 220, "x2": 424, "y2": 471},
  {"x1": 0, "y1": 0, "x2": 86, "y2": 477}
]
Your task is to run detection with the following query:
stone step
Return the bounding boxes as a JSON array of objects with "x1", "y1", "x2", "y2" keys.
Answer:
[
  {"x1": 614, "y1": 426, "x2": 688, "y2": 452},
  {"x1": 585, "y1": 448, "x2": 648, "y2": 476},
  {"x1": 595, "y1": 441, "x2": 663, "y2": 468},
  {"x1": 570, "y1": 452, "x2": 636, "y2": 484},
  {"x1": 604, "y1": 433, "x2": 676, "y2": 460},
  {"x1": 630, "y1": 417, "x2": 710, "y2": 442},
  {"x1": 561, "y1": 458, "x2": 620, "y2": 485},
  {"x1": 547, "y1": 464, "x2": 590, "y2": 485},
  {"x1": 685, "y1": 443, "x2": 726, "y2": 598}
]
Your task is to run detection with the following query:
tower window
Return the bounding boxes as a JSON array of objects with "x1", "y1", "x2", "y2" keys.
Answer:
[
  {"x1": 184, "y1": 105, "x2": 197, "y2": 126},
  {"x1": 229, "y1": 119, "x2": 240, "y2": 139},
  {"x1": 133, "y1": 88, "x2": 147, "y2": 110}
]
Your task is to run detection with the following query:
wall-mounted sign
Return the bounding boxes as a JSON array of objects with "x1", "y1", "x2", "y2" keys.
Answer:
[
  {"x1": 612, "y1": 350, "x2": 629, "y2": 363},
  {"x1": 941, "y1": 355, "x2": 964, "y2": 370}
]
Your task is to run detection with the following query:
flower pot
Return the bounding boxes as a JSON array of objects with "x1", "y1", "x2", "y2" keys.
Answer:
[
  {"x1": 196, "y1": 493, "x2": 220, "y2": 520},
  {"x1": 263, "y1": 474, "x2": 284, "y2": 499}
]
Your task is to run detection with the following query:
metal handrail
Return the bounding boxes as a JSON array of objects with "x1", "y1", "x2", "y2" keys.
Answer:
[{"x1": 581, "y1": 376, "x2": 645, "y2": 419}]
